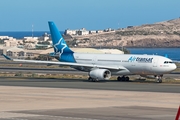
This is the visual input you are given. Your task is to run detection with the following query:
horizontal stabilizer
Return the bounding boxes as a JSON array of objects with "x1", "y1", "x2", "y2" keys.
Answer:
[{"x1": 1, "y1": 54, "x2": 12, "y2": 60}]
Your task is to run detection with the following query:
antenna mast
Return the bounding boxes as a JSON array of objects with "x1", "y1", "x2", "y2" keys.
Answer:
[{"x1": 32, "y1": 24, "x2": 34, "y2": 38}]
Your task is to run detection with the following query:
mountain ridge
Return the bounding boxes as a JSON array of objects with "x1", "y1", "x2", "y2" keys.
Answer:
[{"x1": 69, "y1": 18, "x2": 180, "y2": 48}]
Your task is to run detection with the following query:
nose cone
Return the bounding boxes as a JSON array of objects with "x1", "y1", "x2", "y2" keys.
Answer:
[{"x1": 171, "y1": 64, "x2": 177, "y2": 71}]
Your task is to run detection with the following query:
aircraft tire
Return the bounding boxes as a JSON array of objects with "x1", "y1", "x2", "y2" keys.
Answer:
[
  {"x1": 125, "y1": 77, "x2": 130, "y2": 81},
  {"x1": 88, "y1": 77, "x2": 93, "y2": 82},
  {"x1": 122, "y1": 76, "x2": 126, "y2": 81},
  {"x1": 158, "y1": 79, "x2": 162, "y2": 83},
  {"x1": 117, "y1": 76, "x2": 121, "y2": 81},
  {"x1": 117, "y1": 76, "x2": 129, "y2": 81}
]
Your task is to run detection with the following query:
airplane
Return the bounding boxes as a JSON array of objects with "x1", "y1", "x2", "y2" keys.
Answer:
[{"x1": 2, "y1": 21, "x2": 177, "y2": 83}]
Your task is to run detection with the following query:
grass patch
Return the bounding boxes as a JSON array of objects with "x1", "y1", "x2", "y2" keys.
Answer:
[
  {"x1": 0, "y1": 72, "x2": 88, "y2": 79},
  {"x1": 0, "y1": 71, "x2": 180, "y2": 84}
]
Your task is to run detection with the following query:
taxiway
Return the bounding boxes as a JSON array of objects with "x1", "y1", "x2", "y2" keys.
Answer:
[{"x1": 0, "y1": 76, "x2": 180, "y2": 120}]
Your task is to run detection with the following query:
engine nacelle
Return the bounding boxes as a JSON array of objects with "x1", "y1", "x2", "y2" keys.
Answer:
[{"x1": 89, "y1": 69, "x2": 111, "y2": 80}]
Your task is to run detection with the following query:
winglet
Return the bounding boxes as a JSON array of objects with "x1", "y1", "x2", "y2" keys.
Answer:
[{"x1": 1, "y1": 54, "x2": 12, "y2": 60}]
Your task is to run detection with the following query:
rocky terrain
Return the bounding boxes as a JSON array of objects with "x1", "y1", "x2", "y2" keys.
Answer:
[{"x1": 68, "y1": 18, "x2": 180, "y2": 48}]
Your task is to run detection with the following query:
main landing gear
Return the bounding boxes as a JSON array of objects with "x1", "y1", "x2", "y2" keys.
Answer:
[
  {"x1": 117, "y1": 76, "x2": 130, "y2": 81},
  {"x1": 88, "y1": 77, "x2": 99, "y2": 82},
  {"x1": 155, "y1": 75, "x2": 163, "y2": 83}
]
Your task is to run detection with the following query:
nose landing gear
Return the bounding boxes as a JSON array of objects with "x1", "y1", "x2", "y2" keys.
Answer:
[{"x1": 155, "y1": 75, "x2": 163, "y2": 83}]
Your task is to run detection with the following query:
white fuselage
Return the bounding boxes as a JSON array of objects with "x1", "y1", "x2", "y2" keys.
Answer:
[{"x1": 72, "y1": 53, "x2": 177, "y2": 75}]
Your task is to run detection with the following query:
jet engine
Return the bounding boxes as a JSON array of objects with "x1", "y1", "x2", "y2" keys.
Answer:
[{"x1": 89, "y1": 69, "x2": 111, "y2": 80}]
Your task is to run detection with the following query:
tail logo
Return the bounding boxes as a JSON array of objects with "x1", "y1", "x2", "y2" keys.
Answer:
[
  {"x1": 49, "y1": 21, "x2": 75, "y2": 62},
  {"x1": 54, "y1": 37, "x2": 67, "y2": 58}
]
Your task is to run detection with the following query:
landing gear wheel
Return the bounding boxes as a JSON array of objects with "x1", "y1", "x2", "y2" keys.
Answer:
[
  {"x1": 157, "y1": 79, "x2": 162, "y2": 83},
  {"x1": 117, "y1": 76, "x2": 129, "y2": 82},
  {"x1": 88, "y1": 77, "x2": 99, "y2": 82},
  {"x1": 117, "y1": 76, "x2": 121, "y2": 81},
  {"x1": 159, "y1": 79, "x2": 162, "y2": 83},
  {"x1": 155, "y1": 75, "x2": 163, "y2": 83},
  {"x1": 88, "y1": 77, "x2": 93, "y2": 82},
  {"x1": 122, "y1": 76, "x2": 126, "y2": 81},
  {"x1": 125, "y1": 77, "x2": 129, "y2": 81},
  {"x1": 92, "y1": 79, "x2": 96, "y2": 82}
]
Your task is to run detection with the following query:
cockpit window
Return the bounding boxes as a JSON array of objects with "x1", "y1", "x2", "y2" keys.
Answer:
[{"x1": 164, "y1": 61, "x2": 174, "y2": 64}]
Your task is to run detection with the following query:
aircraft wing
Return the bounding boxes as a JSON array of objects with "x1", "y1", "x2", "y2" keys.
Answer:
[{"x1": 1, "y1": 54, "x2": 125, "y2": 70}]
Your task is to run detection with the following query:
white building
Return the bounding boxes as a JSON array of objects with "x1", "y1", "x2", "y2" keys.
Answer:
[
  {"x1": 0, "y1": 36, "x2": 10, "y2": 39},
  {"x1": 24, "y1": 37, "x2": 38, "y2": 40},
  {"x1": 4, "y1": 39, "x2": 18, "y2": 47},
  {"x1": 89, "y1": 30, "x2": 97, "y2": 34},
  {"x1": 65, "y1": 29, "x2": 77, "y2": 35},
  {"x1": 23, "y1": 37, "x2": 38, "y2": 43},
  {"x1": 77, "y1": 28, "x2": 89, "y2": 35},
  {"x1": 6, "y1": 47, "x2": 25, "y2": 58},
  {"x1": 65, "y1": 28, "x2": 90, "y2": 36},
  {"x1": 38, "y1": 33, "x2": 50, "y2": 41},
  {"x1": 96, "y1": 30, "x2": 104, "y2": 33}
]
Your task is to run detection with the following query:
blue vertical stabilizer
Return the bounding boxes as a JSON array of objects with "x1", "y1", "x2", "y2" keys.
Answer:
[{"x1": 48, "y1": 21, "x2": 75, "y2": 62}]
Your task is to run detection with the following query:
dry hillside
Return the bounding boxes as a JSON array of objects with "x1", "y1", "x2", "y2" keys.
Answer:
[{"x1": 68, "y1": 18, "x2": 180, "y2": 48}]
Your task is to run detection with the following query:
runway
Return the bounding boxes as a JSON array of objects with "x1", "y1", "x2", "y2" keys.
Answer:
[
  {"x1": 0, "y1": 77, "x2": 180, "y2": 120},
  {"x1": 0, "y1": 77, "x2": 180, "y2": 93},
  {"x1": 1, "y1": 67, "x2": 180, "y2": 78},
  {"x1": 0, "y1": 83, "x2": 179, "y2": 120},
  {"x1": 0, "y1": 67, "x2": 87, "y2": 75}
]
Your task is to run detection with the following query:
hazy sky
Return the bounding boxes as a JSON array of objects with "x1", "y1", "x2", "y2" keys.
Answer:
[{"x1": 0, "y1": 0, "x2": 180, "y2": 31}]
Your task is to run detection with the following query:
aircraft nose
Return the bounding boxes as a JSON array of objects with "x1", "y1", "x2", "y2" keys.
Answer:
[{"x1": 171, "y1": 64, "x2": 177, "y2": 71}]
